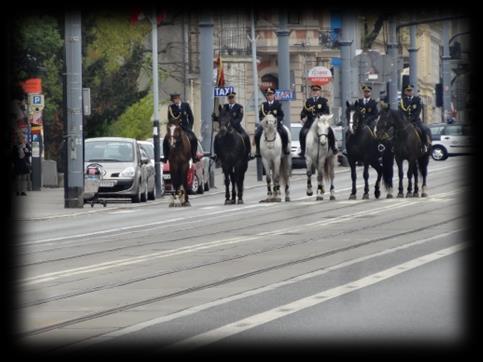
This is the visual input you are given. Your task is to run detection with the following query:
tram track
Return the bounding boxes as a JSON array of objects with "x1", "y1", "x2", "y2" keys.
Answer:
[{"x1": 19, "y1": 199, "x2": 466, "y2": 337}]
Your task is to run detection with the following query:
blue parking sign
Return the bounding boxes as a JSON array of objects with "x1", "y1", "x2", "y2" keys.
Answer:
[{"x1": 32, "y1": 95, "x2": 42, "y2": 105}]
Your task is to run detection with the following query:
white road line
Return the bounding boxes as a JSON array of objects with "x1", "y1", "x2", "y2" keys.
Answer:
[
  {"x1": 20, "y1": 197, "x2": 431, "y2": 285},
  {"x1": 62, "y1": 228, "x2": 464, "y2": 350},
  {"x1": 166, "y1": 243, "x2": 467, "y2": 351},
  {"x1": 20, "y1": 190, "x2": 459, "y2": 285}
]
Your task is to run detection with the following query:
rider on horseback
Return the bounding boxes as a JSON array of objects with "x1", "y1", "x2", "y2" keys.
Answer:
[
  {"x1": 254, "y1": 87, "x2": 290, "y2": 158},
  {"x1": 162, "y1": 93, "x2": 200, "y2": 163},
  {"x1": 298, "y1": 84, "x2": 338, "y2": 157},
  {"x1": 398, "y1": 85, "x2": 431, "y2": 154},
  {"x1": 212, "y1": 92, "x2": 252, "y2": 164},
  {"x1": 354, "y1": 85, "x2": 379, "y2": 131}
]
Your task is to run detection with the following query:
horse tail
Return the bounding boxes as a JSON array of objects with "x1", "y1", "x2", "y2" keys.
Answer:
[
  {"x1": 417, "y1": 153, "x2": 430, "y2": 178},
  {"x1": 382, "y1": 149, "x2": 394, "y2": 190},
  {"x1": 323, "y1": 155, "x2": 334, "y2": 185},
  {"x1": 280, "y1": 154, "x2": 291, "y2": 186}
]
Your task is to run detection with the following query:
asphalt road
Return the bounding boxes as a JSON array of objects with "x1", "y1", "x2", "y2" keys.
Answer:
[{"x1": 13, "y1": 156, "x2": 472, "y2": 354}]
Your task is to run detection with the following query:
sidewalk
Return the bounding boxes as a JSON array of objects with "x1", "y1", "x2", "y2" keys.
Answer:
[{"x1": 11, "y1": 160, "x2": 345, "y2": 221}]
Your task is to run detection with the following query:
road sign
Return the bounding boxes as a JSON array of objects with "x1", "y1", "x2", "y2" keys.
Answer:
[
  {"x1": 28, "y1": 94, "x2": 44, "y2": 113},
  {"x1": 214, "y1": 86, "x2": 235, "y2": 97},
  {"x1": 307, "y1": 66, "x2": 332, "y2": 86},
  {"x1": 275, "y1": 89, "x2": 294, "y2": 101}
]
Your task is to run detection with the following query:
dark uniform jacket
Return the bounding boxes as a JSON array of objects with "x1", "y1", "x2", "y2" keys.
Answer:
[
  {"x1": 354, "y1": 97, "x2": 379, "y2": 126},
  {"x1": 168, "y1": 102, "x2": 194, "y2": 130},
  {"x1": 222, "y1": 103, "x2": 244, "y2": 128},
  {"x1": 259, "y1": 100, "x2": 284, "y2": 126},
  {"x1": 398, "y1": 96, "x2": 422, "y2": 123},
  {"x1": 300, "y1": 96, "x2": 330, "y2": 128}
]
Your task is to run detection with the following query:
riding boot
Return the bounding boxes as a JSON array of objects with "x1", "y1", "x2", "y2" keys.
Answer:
[
  {"x1": 254, "y1": 126, "x2": 262, "y2": 157},
  {"x1": 299, "y1": 129, "x2": 306, "y2": 157},
  {"x1": 243, "y1": 134, "x2": 254, "y2": 159},
  {"x1": 328, "y1": 128, "x2": 338, "y2": 155},
  {"x1": 161, "y1": 138, "x2": 169, "y2": 163}
]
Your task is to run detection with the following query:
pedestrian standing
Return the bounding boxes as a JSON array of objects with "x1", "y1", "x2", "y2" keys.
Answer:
[{"x1": 13, "y1": 132, "x2": 31, "y2": 196}]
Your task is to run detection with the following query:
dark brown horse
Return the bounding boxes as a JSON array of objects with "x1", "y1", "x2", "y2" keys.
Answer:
[
  {"x1": 166, "y1": 121, "x2": 192, "y2": 207},
  {"x1": 376, "y1": 105, "x2": 431, "y2": 198}
]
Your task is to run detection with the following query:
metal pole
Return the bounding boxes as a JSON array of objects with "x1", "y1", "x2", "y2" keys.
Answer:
[
  {"x1": 250, "y1": 10, "x2": 262, "y2": 181},
  {"x1": 151, "y1": 11, "x2": 162, "y2": 198},
  {"x1": 442, "y1": 20, "x2": 452, "y2": 122},
  {"x1": 340, "y1": 14, "x2": 353, "y2": 154},
  {"x1": 64, "y1": 12, "x2": 84, "y2": 208},
  {"x1": 387, "y1": 17, "x2": 399, "y2": 110},
  {"x1": 277, "y1": 10, "x2": 291, "y2": 128},
  {"x1": 199, "y1": 14, "x2": 214, "y2": 156},
  {"x1": 408, "y1": 23, "x2": 418, "y2": 94}
]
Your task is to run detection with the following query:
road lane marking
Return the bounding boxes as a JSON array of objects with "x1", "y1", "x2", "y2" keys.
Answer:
[
  {"x1": 20, "y1": 190, "x2": 460, "y2": 286},
  {"x1": 61, "y1": 228, "x2": 465, "y2": 350},
  {"x1": 166, "y1": 243, "x2": 467, "y2": 351}
]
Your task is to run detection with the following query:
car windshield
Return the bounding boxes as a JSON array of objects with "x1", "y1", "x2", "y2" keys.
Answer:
[
  {"x1": 140, "y1": 144, "x2": 154, "y2": 159},
  {"x1": 85, "y1": 141, "x2": 134, "y2": 162}
]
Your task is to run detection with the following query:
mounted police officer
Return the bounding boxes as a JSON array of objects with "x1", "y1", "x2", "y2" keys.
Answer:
[
  {"x1": 299, "y1": 84, "x2": 337, "y2": 157},
  {"x1": 213, "y1": 91, "x2": 252, "y2": 162},
  {"x1": 162, "y1": 93, "x2": 199, "y2": 163},
  {"x1": 354, "y1": 85, "x2": 379, "y2": 130},
  {"x1": 398, "y1": 84, "x2": 431, "y2": 153},
  {"x1": 254, "y1": 87, "x2": 290, "y2": 157}
]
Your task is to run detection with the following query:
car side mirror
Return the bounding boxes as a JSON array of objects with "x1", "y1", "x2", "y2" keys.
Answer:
[{"x1": 141, "y1": 157, "x2": 149, "y2": 164}]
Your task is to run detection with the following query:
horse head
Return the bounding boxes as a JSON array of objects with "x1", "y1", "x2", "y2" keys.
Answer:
[
  {"x1": 261, "y1": 114, "x2": 277, "y2": 131},
  {"x1": 375, "y1": 102, "x2": 395, "y2": 141},
  {"x1": 216, "y1": 106, "x2": 233, "y2": 137},
  {"x1": 345, "y1": 101, "x2": 363, "y2": 134},
  {"x1": 313, "y1": 113, "x2": 333, "y2": 146},
  {"x1": 167, "y1": 121, "x2": 183, "y2": 150}
]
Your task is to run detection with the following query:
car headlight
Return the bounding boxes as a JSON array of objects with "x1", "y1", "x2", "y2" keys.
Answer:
[{"x1": 120, "y1": 166, "x2": 136, "y2": 177}]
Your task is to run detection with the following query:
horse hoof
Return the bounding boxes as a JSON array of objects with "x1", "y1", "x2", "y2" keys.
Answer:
[
  {"x1": 273, "y1": 197, "x2": 281, "y2": 202},
  {"x1": 183, "y1": 201, "x2": 191, "y2": 207},
  {"x1": 386, "y1": 194, "x2": 393, "y2": 199},
  {"x1": 375, "y1": 191, "x2": 381, "y2": 199},
  {"x1": 285, "y1": 197, "x2": 290, "y2": 202},
  {"x1": 406, "y1": 192, "x2": 412, "y2": 198},
  {"x1": 413, "y1": 192, "x2": 419, "y2": 198},
  {"x1": 237, "y1": 199, "x2": 244, "y2": 204},
  {"x1": 316, "y1": 195, "x2": 323, "y2": 201},
  {"x1": 362, "y1": 194, "x2": 369, "y2": 200},
  {"x1": 397, "y1": 193, "x2": 404, "y2": 198},
  {"x1": 349, "y1": 194, "x2": 356, "y2": 200},
  {"x1": 421, "y1": 192, "x2": 428, "y2": 197},
  {"x1": 330, "y1": 195, "x2": 336, "y2": 201},
  {"x1": 224, "y1": 199, "x2": 230, "y2": 205},
  {"x1": 169, "y1": 203, "x2": 174, "y2": 208},
  {"x1": 307, "y1": 191, "x2": 313, "y2": 196},
  {"x1": 259, "y1": 199, "x2": 268, "y2": 203}
]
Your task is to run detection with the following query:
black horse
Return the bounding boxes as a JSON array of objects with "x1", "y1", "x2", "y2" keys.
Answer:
[
  {"x1": 375, "y1": 105, "x2": 431, "y2": 198},
  {"x1": 345, "y1": 101, "x2": 393, "y2": 199},
  {"x1": 213, "y1": 106, "x2": 249, "y2": 205}
]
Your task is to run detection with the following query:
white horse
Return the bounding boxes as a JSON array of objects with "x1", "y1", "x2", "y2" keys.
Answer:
[
  {"x1": 259, "y1": 114, "x2": 292, "y2": 202},
  {"x1": 305, "y1": 114, "x2": 336, "y2": 201}
]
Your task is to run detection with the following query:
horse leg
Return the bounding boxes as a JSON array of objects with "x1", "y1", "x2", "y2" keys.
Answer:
[
  {"x1": 224, "y1": 171, "x2": 231, "y2": 205},
  {"x1": 349, "y1": 158, "x2": 357, "y2": 200},
  {"x1": 230, "y1": 171, "x2": 237, "y2": 204},
  {"x1": 273, "y1": 159, "x2": 281, "y2": 202},
  {"x1": 316, "y1": 168, "x2": 324, "y2": 201},
  {"x1": 362, "y1": 163, "x2": 370, "y2": 199},
  {"x1": 412, "y1": 160, "x2": 420, "y2": 198},
  {"x1": 396, "y1": 158, "x2": 404, "y2": 198},
  {"x1": 406, "y1": 162, "x2": 414, "y2": 198},
  {"x1": 420, "y1": 155, "x2": 429, "y2": 197},
  {"x1": 306, "y1": 165, "x2": 313, "y2": 197},
  {"x1": 182, "y1": 169, "x2": 191, "y2": 207},
  {"x1": 371, "y1": 161, "x2": 382, "y2": 199}
]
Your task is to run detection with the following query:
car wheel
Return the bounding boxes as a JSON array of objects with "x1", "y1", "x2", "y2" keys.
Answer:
[
  {"x1": 141, "y1": 181, "x2": 148, "y2": 202},
  {"x1": 431, "y1": 145, "x2": 448, "y2": 161},
  {"x1": 131, "y1": 187, "x2": 141, "y2": 203},
  {"x1": 191, "y1": 174, "x2": 200, "y2": 195}
]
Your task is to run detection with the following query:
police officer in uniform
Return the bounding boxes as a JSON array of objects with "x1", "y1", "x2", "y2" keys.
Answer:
[
  {"x1": 254, "y1": 87, "x2": 290, "y2": 157},
  {"x1": 398, "y1": 85, "x2": 431, "y2": 153},
  {"x1": 162, "y1": 93, "x2": 200, "y2": 163},
  {"x1": 299, "y1": 84, "x2": 337, "y2": 157},
  {"x1": 213, "y1": 92, "x2": 252, "y2": 161},
  {"x1": 354, "y1": 85, "x2": 379, "y2": 130}
]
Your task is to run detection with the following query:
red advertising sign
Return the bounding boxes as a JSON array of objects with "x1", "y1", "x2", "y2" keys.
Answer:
[
  {"x1": 21, "y1": 78, "x2": 42, "y2": 94},
  {"x1": 307, "y1": 66, "x2": 332, "y2": 86}
]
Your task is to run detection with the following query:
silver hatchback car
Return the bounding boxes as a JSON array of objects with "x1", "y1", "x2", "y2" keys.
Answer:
[{"x1": 84, "y1": 137, "x2": 150, "y2": 203}]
